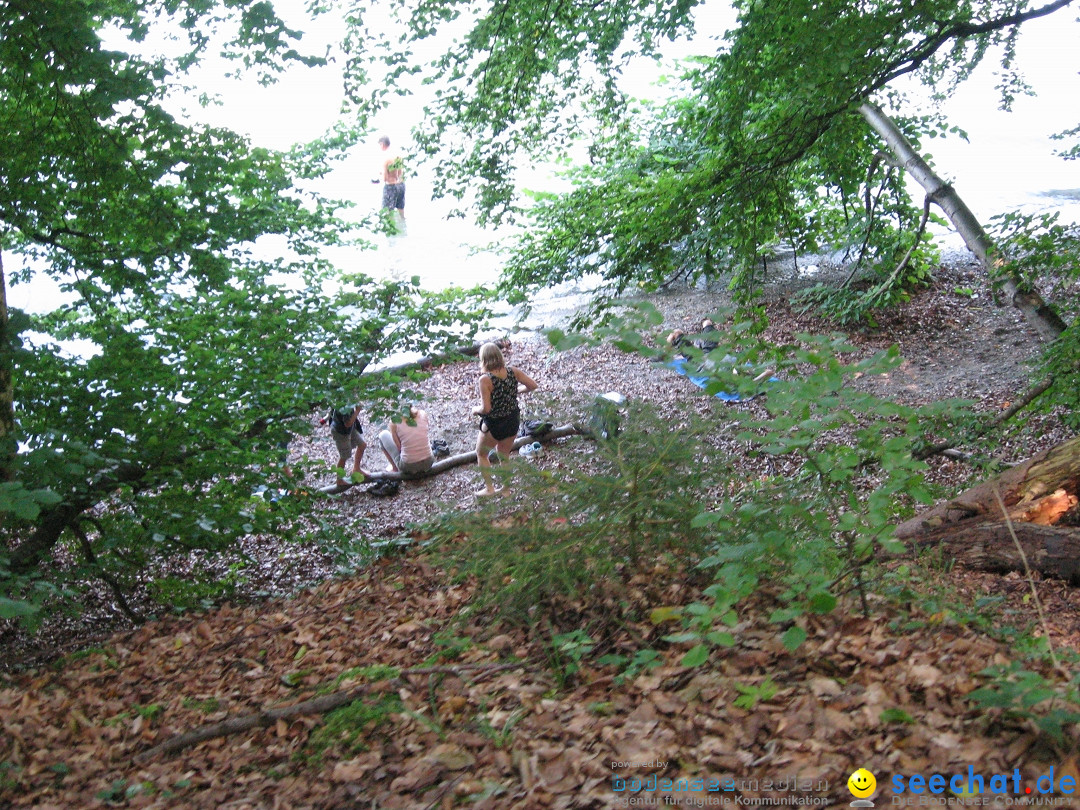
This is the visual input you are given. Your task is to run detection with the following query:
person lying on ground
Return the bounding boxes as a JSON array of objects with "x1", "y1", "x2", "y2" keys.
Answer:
[
  {"x1": 472, "y1": 342, "x2": 539, "y2": 497},
  {"x1": 377, "y1": 405, "x2": 434, "y2": 477},
  {"x1": 666, "y1": 318, "x2": 720, "y2": 355}
]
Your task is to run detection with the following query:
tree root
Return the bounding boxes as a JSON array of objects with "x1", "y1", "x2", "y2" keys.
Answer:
[
  {"x1": 133, "y1": 662, "x2": 523, "y2": 763},
  {"x1": 916, "y1": 375, "x2": 1054, "y2": 460}
]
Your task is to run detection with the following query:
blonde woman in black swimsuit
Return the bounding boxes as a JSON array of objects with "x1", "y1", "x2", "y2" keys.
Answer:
[{"x1": 472, "y1": 342, "x2": 539, "y2": 496}]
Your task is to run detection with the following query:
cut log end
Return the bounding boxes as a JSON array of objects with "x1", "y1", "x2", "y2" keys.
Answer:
[{"x1": 895, "y1": 435, "x2": 1080, "y2": 583}]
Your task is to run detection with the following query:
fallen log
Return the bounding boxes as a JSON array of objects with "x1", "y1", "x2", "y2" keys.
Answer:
[
  {"x1": 319, "y1": 423, "x2": 585, "y2": 494},
  {"x1": 895, "y1": 435, "x2": 1080, "y2": 582},
  {"x1": 907, "y1": 521, "x2": 1080, "y2": 584}
]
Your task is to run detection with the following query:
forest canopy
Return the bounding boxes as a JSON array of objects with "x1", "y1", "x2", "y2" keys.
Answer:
[
  {"x1": 343, "y1": 0, "x2": 1079, "y2": 410},
  {"x1": 0, "y1": 0, "x2": 487, "y2": 624}
]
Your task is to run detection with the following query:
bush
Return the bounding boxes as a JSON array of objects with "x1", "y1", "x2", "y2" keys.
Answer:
[{"x1": 432, "y1": 403, "x2": 725, "y2": 624}]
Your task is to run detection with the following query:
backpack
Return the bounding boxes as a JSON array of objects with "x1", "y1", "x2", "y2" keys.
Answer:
[
  {"x1": 589, "y1": 392, "x2": 625, "y2": 440},
  {"x1": 518, "y1": 419, "x2": 554, "y2": 438}
]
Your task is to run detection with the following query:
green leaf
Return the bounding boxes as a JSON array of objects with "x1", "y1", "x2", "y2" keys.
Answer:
[
  {"x1": 690, "y1": 511, "x2": 721, "y2": 528},
  {"x1": 663, "y1": 632, "x2": 699, "y2": 644},
  {"x1": 680, "y1": 645, "x2": 710, "y2": 667},
  {"x1": 705, "y1": 631, "x2": 735, "y2": 647},
  {"x1": 879, "y1": 707, "x2": 915, "y2": 724},
  {"x1": 808, "y1": 592, "x2": 837, "y2": 614},
  {"x1": 781, "y1": 625, "x2": 807, "y2": 652},
  {"x1": 0, "y1": 597, "x2": 39, "y2": 620}
]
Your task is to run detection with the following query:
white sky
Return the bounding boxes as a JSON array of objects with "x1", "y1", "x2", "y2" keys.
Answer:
[
  {"x1": 177, "y1": 0, "x2": 1080, "y2": 219},
  {"x1": 902, "y1": 8, "x2": 1080, "y2": 217}
]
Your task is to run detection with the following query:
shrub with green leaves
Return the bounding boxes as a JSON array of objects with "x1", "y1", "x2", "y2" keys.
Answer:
[
  {"x1": 968, "y1": 660, "x2": 1080, "y2": 744},
  {"x1": 433, "y1": 402, "x2": 727, "y2": 624},
  {"x1": 670, "y1": 326, "x2": 959, "y2": 657},
  {"x1": 550, "y1": 305, "x2": 965, "y2": 662},
  {"x1": 987, "y1": 211, "x2": 1080, "y2": 429}
]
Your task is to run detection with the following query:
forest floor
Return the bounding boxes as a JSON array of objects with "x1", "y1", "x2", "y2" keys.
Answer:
[{"x1": 3, "y1": 255, "x2": 1080, "y2": 808}]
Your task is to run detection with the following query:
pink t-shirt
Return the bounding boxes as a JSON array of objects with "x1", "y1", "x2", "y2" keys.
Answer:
[{"x1": 396, "y1": 411, "x2": 432, "y2": 465}]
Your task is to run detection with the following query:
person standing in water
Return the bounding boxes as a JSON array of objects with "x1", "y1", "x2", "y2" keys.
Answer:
[
  {"x1": 373, "y1": 136, "x2": 405, "y2": 225},
  {"x1": 472, "y1": 343, "x2": 539, "y2": 497}
]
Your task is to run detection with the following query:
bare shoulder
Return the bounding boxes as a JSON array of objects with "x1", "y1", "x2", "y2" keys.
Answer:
[{"x1": 514, "y1": 367, "x2": 538, "y2": 383}]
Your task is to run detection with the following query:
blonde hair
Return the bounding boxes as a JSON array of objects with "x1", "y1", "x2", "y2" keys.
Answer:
[{"x1": 479, "y1": 342, "x2": 505, "y2": 373}]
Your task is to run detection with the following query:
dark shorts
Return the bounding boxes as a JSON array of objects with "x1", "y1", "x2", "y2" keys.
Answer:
[
  {"x1": 481, "y1": 413, "x2": 520, "y2": 442},
  {"x1": 382, "y1": 183, "x2": 405, "y2": 210}
]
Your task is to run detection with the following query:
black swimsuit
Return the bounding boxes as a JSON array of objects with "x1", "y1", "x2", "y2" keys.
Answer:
[{"x1": 481, "y1": 369, "x2": 520, "y2": 441}]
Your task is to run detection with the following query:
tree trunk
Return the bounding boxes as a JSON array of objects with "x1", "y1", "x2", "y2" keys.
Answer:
[
  {"x1": 0, "y1": 250, "x2": 14, "y2": 481},
  {"x1": 858, "y1": 103, "x2": 1068, "y2": 343},
  {"x1": 7, "y1": 461, "x2": 147, "y2": 575},
  {"x1": 371, "y1": 339, "x2": 495, "y2": 377},
  {"x1": 894, "y1": 435, "x2": 1080, "y2": 582}
]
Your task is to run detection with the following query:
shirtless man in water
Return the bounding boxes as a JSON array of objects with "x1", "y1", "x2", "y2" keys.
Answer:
[{"x1": 374, "y1": 136, "x2": 405, "y2": 220}]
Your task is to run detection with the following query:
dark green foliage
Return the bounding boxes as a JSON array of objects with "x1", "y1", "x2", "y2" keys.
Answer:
[
  {"x1": 434, "y1": 403, "x2": 723, "y2": 623},
  {"x1": 968, "y1": 660, "x2": 1080, "y2": 744},
  {"x1": 0, "y1": 2, "x2": 492, "y2": 626}
]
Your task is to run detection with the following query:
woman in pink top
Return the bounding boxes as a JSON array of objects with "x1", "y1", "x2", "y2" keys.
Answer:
[{"x1": 377, "y1": 406, "x2": 434, "y2": 476}]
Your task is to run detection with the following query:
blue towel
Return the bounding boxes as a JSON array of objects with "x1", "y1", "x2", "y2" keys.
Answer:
[{"x1": 667, "y1": 358, "x2": 777, "y2": 402}]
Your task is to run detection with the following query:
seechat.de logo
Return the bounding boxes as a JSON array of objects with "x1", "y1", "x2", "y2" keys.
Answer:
[{"x1": 848, "y1": 768, "x2": 877, "y2": 807}]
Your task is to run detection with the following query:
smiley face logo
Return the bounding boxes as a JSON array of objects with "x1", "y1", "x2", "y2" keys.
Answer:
[{"x1": 848, "y1": 768, "x2": 876, "y2": 798}]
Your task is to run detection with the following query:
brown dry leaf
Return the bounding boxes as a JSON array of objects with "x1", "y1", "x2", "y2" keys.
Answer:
[
  {"x1": 428, "y1": 743, "x2": 476, "y2": 770},
  {"x1": 649, "y1": 691, "x2": 684, "y2": 715},
  {"x1": 908, "y1": 664, "x2": 944, "y2": 686},
  {"x1": 808, "y1": 677, "x2": 842, "y2": 698},
  {"x1": 389, "y1": 758, "x2": 443, "y2": 793},
  {"x1": 393, "y1": 620, "x2": 425, "y2": 637},
  {"x1": 331, "y1": 754, "x2": 380, "y2": 782}
]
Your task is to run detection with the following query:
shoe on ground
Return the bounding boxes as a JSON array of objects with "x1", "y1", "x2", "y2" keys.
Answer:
[{"x1": 367, "y1": 480, "x2": 400, "y2": 497}]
